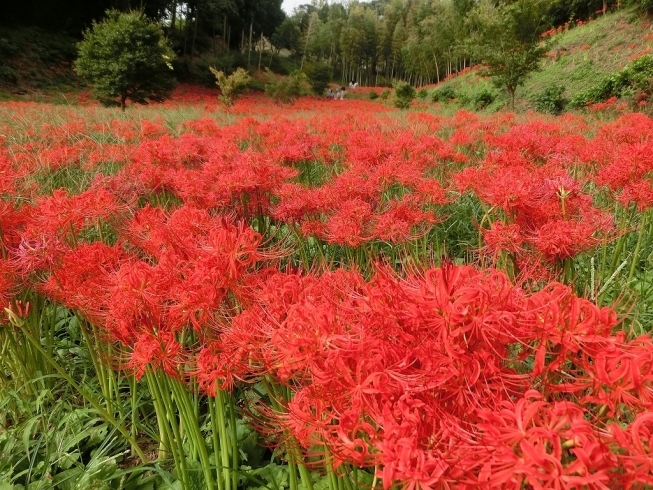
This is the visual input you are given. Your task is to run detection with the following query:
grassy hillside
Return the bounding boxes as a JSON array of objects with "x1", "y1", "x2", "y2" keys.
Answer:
[
  {"x1": 0, "y1": 27, "x2": 79, "y2": 97},
  {"x1": 429, "y1": 7, "x2": 653, "y2": 112}
]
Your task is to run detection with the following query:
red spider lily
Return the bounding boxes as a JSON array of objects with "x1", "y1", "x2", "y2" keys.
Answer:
[
  {"x1": 129, "y1": 330, "x2": 183, "y2": 380},
  {"x1": 482, "y1": 222, "x2": 524, "y2": 258},
  {"x1": 370, "y1": 195, "x2": 437, "y2": 243},
  {"x1": 22, "y1": 187, "x2": 125, "y2": 244},
  {"x1": 323, "y1": 199, "x2": 374, "y2": 246},
  {"x1": 0, "y1": 258, "x2": 17, "y2": 312},
  {"x1": 38, "y1": 242, "x2": 128, "y2": 322},
  {"x1": 618, "y1": 180, "x2": 653, "y2": 211},
  {"x1": 529, "y1": 213, "x2": 614, "y2": 261}
]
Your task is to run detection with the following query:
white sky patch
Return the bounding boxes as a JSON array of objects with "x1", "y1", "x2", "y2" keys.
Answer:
[
  {"x1": 282, "y1": 1, "x2": 370, "y2": 16},
  {"x1": 282, "y1": 0, "x2": 308, "y2": 15}
]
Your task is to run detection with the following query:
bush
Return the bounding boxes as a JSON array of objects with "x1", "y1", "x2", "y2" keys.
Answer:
[
  {"x1": 532, "y1": 84, "x2": 567, "y2": 114},
  {"x1": 393, "y1": 81, "x2": 416, "y2": 109},
  {"x1": 210, "y1": 67, "x2": 251, "y2": 107},
  {"x1": 381, "y1": 89, "x2": 390, "y2": 100},
  {"x1": 172, "y1": 52, "x2": 248, "y2": 86},
  {"x1": 569, "y1": 55, "x2": 653, "y2": 109},
  {"x1": 569, "y1": 75, "x2": 624, "y2": 109},
  {"x1": 75, "y1": 10, "x2": 175, "y2": 111},
  {"x1": 0, "y1": 37, "x2": 19, "y2": 57},
  {"x1": 376, "y1": 76, "x2": 392, "y2": 87},
  {"x1": 0, "y1": 65, "x2": 17, "y2": 83},
  {"x1": 432, "y1": 85, "x2": 457, "y2": 102},
  {"x1": 305, "y1": 62, "x2": 332, "y2": 95},
  {"x1": 417, "y1": 88, "x2": 429, "y2": 99},
  {"x1": 264, "y1": 70, "x2": 306, "y2": 104},
  {"x1": 369, "y1": 90, "x2": 378, "y2": 100},
  {"x1": 472, "y1": 87, "x2": 497, "y2": 110},
  {"x1": 623, "y1": 54, "x2": 653, "y2": 94}
]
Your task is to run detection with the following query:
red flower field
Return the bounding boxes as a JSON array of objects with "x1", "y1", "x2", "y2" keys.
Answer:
[{"x1": 0, "y1": 87, "x2": 652, "y2": 489}]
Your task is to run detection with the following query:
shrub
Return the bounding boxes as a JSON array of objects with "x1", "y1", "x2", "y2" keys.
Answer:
[
  {"x1": 369, "y1": 90, "x2": 378, "y2": 100},
  {"x1": 264, "y1": 70, "x2": 306, "y2": 104},
  {"x1": 417, "y1": 88, "x2": 429, "y2": 99},
  {"x1": 623, "y1": 54, "x2": 653, "y2": 94},
  {"x1": 172, "y1": 52, "x2": 248, "y2": 86},
  {"x1": 569, "y1": 55, "x2": 653, "y2": 109},
  {"x1": 75, "y1": 10, "x2": 175, "y2": 111},
  {"x1": 0, "y1": 37, "x2": 19, "y2": 57},
  {"x1": 305, "y1": 62, "x2": 332, "y2": 95},
  {"x1": 432, "y1": 85, "x2": 457, "y2": 102},
  {"x1": 472, "y1": 87, "x2": 496, "y2": 110},
  {"x1": 393, "y1": 81, "x2": 416, "y2": 109},
  {"x1": 532, "y1": 84, "x2": 567, "y2": 115},
  {"x1": 0, "y1": 65, "x2": 17, "y2": 83},
  {"x1": 376, "y1": 76, "x2": 392, "y2": 87},
  {"x1": 380, "y1": 89, "x2": 390, "y2": 100},
  {"x1": 210, "y1": 66, "x2": 252, "y2": 107}
]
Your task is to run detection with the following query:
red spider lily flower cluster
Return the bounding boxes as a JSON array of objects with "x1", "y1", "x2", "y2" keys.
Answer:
[
  {"x1": 453, "y1": 120, "x2": 625, "y2": 277},
  {"x1": 1, "y1": 92, "x2": 653, "y2": 488},
  {"x1": 214, "y1": 262, "x2": 653, "y2": 489},
  {"x1": 36, "y1": 205, "x2": 271, "y2": 378}
]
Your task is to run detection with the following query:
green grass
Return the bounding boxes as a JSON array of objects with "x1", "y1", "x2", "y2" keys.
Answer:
[
  {"x1": 424, "y1": 7, "x2": 652, "y2": 112},
  {"x1": 523, "y1": 9, "x2": 649, "y2": 100}
]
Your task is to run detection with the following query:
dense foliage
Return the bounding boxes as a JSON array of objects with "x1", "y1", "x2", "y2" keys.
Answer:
[
  {"x1": 75, "y1": 10, "x2": 176, "y2": 110},
  {"x1": 570, "y1": 54, "x2": 653, "y2": 108},
  {"x1": 210, "y1": 66, "x2": 252, "y2": 106},
  {"x1": 467, "y1": 0, "x2": 549, "y2": 110}
]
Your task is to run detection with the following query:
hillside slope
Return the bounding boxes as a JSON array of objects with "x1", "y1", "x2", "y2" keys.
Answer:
[
  {"x1": 430, "y1": 7, "x2": 653, "y2": 112},
  {"x1": 0, "y1": 27, "x2": 79, "y2": 97}
]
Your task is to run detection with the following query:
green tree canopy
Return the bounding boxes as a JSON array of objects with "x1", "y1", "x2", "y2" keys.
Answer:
[
  {"x1": 272, "y1": 17, "x2": 302, "y2": 52},
  {"x1": 468, "y1": 0, "x2": 549, "y2": 111},
  {"x1": 75, "y1": 10, "x2": 176, "y2": 110}
]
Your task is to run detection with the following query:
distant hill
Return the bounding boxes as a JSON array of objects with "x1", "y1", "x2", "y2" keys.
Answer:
[{"x1": 428, "y1": 7, "x2": 653, "y2": 113}]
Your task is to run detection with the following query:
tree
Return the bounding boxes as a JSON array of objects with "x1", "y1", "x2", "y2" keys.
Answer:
[
  {"x1": 393, "y1": 80, "x2": 416, "y2": 109},
  {"x1": 467, "y1": 0, "x2": 548, "y2": 111},
  {"x1": 305, "y1": 62, "x2": 332, "y2": 94},
  {"x1": 75, "y1": 10, "x2": 176, "y2": 111},
  {"x1": 272, "y1": 17, "x2": 302, "y2": 53}
]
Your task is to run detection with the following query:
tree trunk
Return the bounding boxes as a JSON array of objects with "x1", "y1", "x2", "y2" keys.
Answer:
[
  {"x1": 301, "y1": 14, "x2": 315, "y2": 71},
  {"x1": 191, "y1": 3, "x2": 199, "y2": 57},
  {"x1": 258, "y1": 33, "x2": 263, "y2": 72},
  {"x1": 508, "y1": 86, "x2": 516, "y2": 112},
  {"x1": 170, "y1": 1, "x2": 177, "y2": 32},
  {"x1": 433, "y1": 54, "x2": 439, "y2": 83},
  {"x1": 223, "y1": 16, "x2": 228, "y2": 49},
  {"x1": 247, "y1": 19, "x2": 253, "y2": 67},
  {"x1": 183, "y1": 3, "x2": 189, "y2": 56},
  {"x1": 121, "y1": 93, "x2": 127, "y2": 112}
]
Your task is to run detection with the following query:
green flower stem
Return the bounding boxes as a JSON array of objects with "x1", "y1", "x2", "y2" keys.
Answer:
[
  {"x1": 168, "y1": 375, "x2": 216, "y2": 490},
  {"x1": 288, "y1": 460, "x2": 299, "y2": 490},
  {"x1": 77, "y1": 317, "x2": 110, "y2": 407},
  {"x1": 208, "y1": 393, "x2": 225, "y2": 490},
  {"x1": 627, "y1": 211, "x2": 649, "y2": 283},
  {"x1": 129, "y1": 374, "x2": 140, "y2": 458},
  {"x1": 146, "y1": 372, "x2": 171, "y2": 461},
  {"x1": 7, "y1": 309, "x2": 147, "y2": 464},
  {"x1": 214, "y1": 388, "x2": 233, "y2": 490},
  {"x1": 151, "y1": 371, "x2": 191, "y2": 489},
  {"x1": 227, "y1": 391, "x2": 239, "y2": 490}
]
